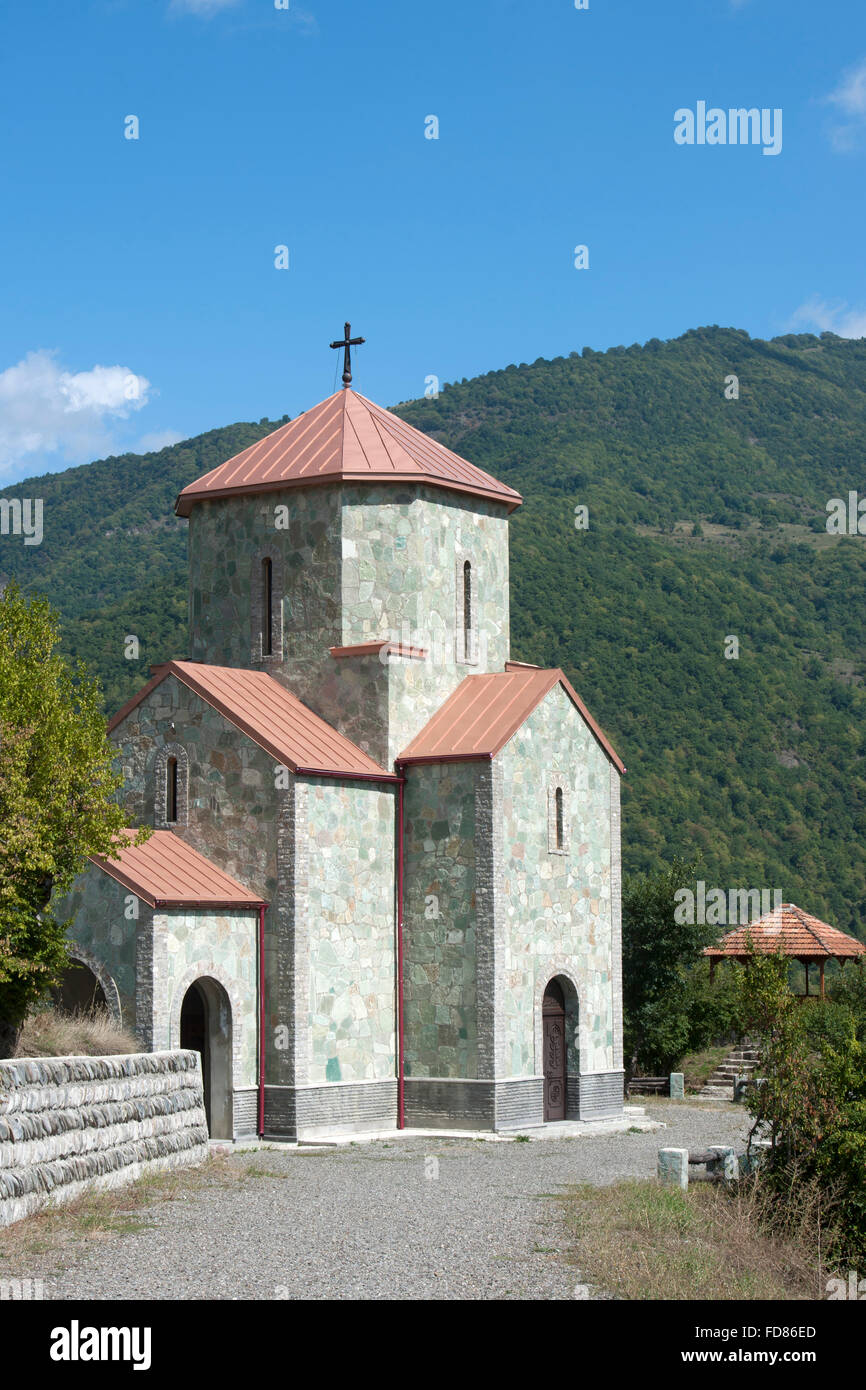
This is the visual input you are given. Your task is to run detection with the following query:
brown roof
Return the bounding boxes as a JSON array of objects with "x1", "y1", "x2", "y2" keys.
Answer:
[
  {"x1": 704, "y1": 903, "x2": 866, "y2": 960},
  {"x1": 91, "y1": 830, "x2": 265, "y2": 909},
  {"x1": 109, "y1": 660, "x2": 395, "y2": 780},
  {"x1": 329, "y1": 641, "x2": 427, "y2": 661},
  {"x1": 175, "y1": 388, "x2": 522, "y2": 516},
  {"x1": 397, "y1": 668, "x2": 625, "y2": 772}
]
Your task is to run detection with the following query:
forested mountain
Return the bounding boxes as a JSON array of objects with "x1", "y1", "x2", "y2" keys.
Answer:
[{"x1": 3, "y1": 326, "x2": 866, "y2": 935}]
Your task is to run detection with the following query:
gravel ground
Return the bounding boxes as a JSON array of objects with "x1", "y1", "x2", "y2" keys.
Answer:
[{"x1": 33, "y1": 1101, "x2": 751, "y2": 1301}]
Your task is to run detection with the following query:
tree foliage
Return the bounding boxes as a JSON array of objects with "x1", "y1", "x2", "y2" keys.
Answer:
[{"x1": 0, "y1": 583, "x2": 148, "y2": 1051}]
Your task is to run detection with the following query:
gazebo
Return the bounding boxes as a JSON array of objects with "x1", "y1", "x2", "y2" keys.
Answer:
[{"x1": 703, "y1": 902, "x2": 865, "y2": 999}]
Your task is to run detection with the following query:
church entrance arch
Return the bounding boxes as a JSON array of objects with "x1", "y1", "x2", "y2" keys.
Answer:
[
  {"x1": 542, "y1": 979, "x2": 567, "y2": 1121},
  {"x1": 52, "y1": 960, "x2": 108, "y2": 1016},
  {"x1": 180, "y1": 978, "x2": 232, "y2": 1139}
]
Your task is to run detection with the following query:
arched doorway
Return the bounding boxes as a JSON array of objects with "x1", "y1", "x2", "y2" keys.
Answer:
[
  {"x1": 542, "y1": 979, "x2": 566, "y2": 1121},
  {"x1": 180, "y1": 978, "x2": 232, "y2": 1139},
  {"x1": 52, "y1": 961, "x2": 107, "y2": 1016}
]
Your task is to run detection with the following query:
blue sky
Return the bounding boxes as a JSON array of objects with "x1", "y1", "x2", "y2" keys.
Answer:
[{"x1": 1, "y1": 0, "x2": 865, "y2": 482}]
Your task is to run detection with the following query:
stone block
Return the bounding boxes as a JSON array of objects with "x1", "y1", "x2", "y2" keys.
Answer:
[{"x1": 658, "y1": 1147, "x2": 689, "y2": 1189}]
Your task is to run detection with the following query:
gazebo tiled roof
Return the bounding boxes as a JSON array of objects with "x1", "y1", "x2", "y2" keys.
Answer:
[{"x1": 703, "y1": 903, "x2": 865, "y2": 961}]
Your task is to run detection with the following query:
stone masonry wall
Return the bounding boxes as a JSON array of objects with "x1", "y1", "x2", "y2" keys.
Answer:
[
  {"x1": 0, "y1": 1051, "x2": 207, "y2": 1228},
  {"x1": 304, "y1": 780, "x2": 397, "y2": 1083},
  {"x1": 402, "y1": 761, "x2": 480, "y2": 1079},
  {"x1": 499, "y1": 683, "x2": 617, "y2": 1078}
]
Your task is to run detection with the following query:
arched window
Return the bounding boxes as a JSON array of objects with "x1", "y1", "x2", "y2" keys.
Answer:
[
  {"x1": 166, "y1": 756, "x2": 178, "y2": 823},
  {"x1": 261, "y1": 557, "x2": 273, "y2": 657},
  {"x1": 155, "y1": 744, "x2": 189, "y2": 827},
  {"x1": 548, "y1": 778, "x2": 569, "y2": 854}
]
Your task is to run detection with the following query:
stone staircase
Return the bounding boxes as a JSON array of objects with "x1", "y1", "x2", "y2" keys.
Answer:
[{"x1": 697, "y1": 1044, "x2": 761, "y2": 1099}]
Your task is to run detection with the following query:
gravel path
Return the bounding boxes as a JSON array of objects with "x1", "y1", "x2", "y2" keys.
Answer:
[{"x1": 32, "y1": 1102, "x2": 750, "y2": 1301}]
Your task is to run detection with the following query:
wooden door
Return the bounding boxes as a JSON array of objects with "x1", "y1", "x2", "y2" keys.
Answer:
[{"x1": 542, "y1": 980, "x2": 566, "y2": 1121}]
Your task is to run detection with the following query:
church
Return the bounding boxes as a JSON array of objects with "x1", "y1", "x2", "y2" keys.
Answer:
[{"x1": 54, "y1": 331, "x2": 626, "y2": 1142}]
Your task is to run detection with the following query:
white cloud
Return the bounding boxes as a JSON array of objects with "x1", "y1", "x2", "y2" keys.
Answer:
[
  {"x1": 789, "y1": 296, "x2": 866, "y2": 340},
  {"x1": 135, "y1": 430, "x2": 184, "y2": 454},
  {"x1": 169, "y1": 0, "x2": 242, "y2": 14},
  {"x1": 823, "y1": 56, "x2": 866, "y2": 150},
  {"x1": 0, "y1": 350, "x2": 151, "y2": 477}
]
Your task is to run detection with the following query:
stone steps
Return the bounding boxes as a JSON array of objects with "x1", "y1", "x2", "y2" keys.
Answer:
[{"x1": 697, "y1": 1045, "x2": 762, "y2": 1099}]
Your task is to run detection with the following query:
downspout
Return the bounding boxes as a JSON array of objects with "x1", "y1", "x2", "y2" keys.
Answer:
[
  {"x1": 396, "y1": 769, "x2": 406, "y2": 1129},
  {"x1": 258, "y1": 903, "x2": 266, "y2": 1138}
]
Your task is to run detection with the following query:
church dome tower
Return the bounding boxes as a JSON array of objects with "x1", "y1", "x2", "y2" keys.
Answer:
[{"x1": 176, "y1": 359, "x2": 522, "y2": 767}]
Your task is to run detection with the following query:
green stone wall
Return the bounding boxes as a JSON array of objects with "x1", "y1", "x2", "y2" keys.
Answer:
[
  {"x1": 303, "y1": 780, "x2": 397, "y2": 1083},
  {"x1": 112, "y1": 674, "x2": 279, "y2": 903},
  {"x1": 401, "y1": 762, "x2": 479, "y2": 1079},
  {"x1": 51, "y1": 870, "x2": 140, "y2": 1028},
  {"x1": 160, "y1": 908, "x2": 259, "y2": 1085},
  {"x1": 184, "y1": 482, "x2": 511, "y2": 767},
  {"x1": 499, "y1": 683, "x2": 615, "y2": 1077}
]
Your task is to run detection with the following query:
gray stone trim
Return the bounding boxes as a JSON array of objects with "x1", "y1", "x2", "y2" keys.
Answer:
[
  {"x1": 64, "y1": 940, "x2": 123, "y2": 1025},
  {"x1": 135, "y1": 906, "x2": 160, "y2": 1050},
  {"x1": 404, "y1": 1077, "x2": 495, "y2": 1129},
  {"x1": 609, "y1": 764, "x2": 623, "y2": 1071},
  {"x1": 271, "y1": 775, "x2": 309, "y2": 1089},
  {"x1": 403, "y1": 1077, "x2": 544, "y2": 1131},
  {"x1": 262, "y1": 1080, "x2": 397, "y2": 1140},
  {"x1": 576, "y1": 1070, "x2": 624, "y2": 1120},
  {"x1": 250, "y1": 542, "x2": 285, "y2": 665},
  {"x1": 493, "y1": 1077, "x2": 544, "y2": 1130},
  {"x1": 547, "y1": 772, "x2": 570, "y2": 854},
  {"x1": 154, "y1": 742, "x2": 189, "y2": 827},
  {"x1": 233, "y1": 1086, "x2": 258, "y2": 1137},
  {"x1": 475, "y1": 759, "x2": 506, "y2": 1079}
]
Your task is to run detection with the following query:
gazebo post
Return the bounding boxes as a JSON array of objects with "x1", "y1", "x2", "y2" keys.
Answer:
[
  {"x1": 709, "y1": 958, "x2": 715, "y2": 985},
  {"x1": 820, "y1": 960, "x2": 825, "y2": 1000}
]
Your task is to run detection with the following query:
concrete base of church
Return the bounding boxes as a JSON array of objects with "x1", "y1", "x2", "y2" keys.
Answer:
[
  {"x1": 403, "y1": 1071, "x2": 625, "y2": 1131},
  {"x1": 234, "y1": 1073, "x2": 625, "y2": 1141},
  {"x1": 262, "y1": 1079, "x2": 399, "y2": 1141}
]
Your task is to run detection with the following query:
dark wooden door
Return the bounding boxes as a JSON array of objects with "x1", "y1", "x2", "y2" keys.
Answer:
[{"x1": 542, "y1": 980, "x2": 566, "y2": 1121}]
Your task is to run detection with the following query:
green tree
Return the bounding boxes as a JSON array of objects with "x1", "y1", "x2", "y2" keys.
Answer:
[
  {"x1": 621, "y1": 857, "x2": 720, "y2": 1073},
  {"x1": 0, "y1": 583, "x2": 148, "y2": 1054}
]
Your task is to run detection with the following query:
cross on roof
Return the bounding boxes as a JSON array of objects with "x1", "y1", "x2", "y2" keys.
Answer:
[{"x1": 329, "y1": 321, "x2": 365, "y2": 388}]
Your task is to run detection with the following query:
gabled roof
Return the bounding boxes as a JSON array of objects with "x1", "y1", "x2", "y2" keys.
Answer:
[
  {"x1": 396, "y1": 668, "x2": 625, "y2": 773},
  {"x1": 175, "y1": 388, "x2": 522, "y2": 517},
  {"x1": 704, "y1": 903, "x2": 866, "y2": 960},
  {"x1": 109, "y1": 660, "x2": 395, "y2": 781},
  {"x1": 90, "y1": 830, "x2": 265, "y2": 909}
]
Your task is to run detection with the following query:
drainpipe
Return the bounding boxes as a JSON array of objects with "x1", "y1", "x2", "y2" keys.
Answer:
[
  {"x1": 258, "y1": 904, "x2": 266, "y2": 1138},
  {"x1": 396, "y1": 769, "x2": 406, "y2": 1129}
]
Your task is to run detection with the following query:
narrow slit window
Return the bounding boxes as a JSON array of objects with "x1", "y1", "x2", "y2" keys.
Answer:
[
  {"x1": 166, "y1": 757, "x2": 178, "y2": 824},
  {"x1": 262, "y1": 557, "x2": 273, "y2": 657},
  {"x1": 555, "y1": 786, "x2": 564, "y2": 850},
  {"x1": 463, "y1": 559, "x2": 472, "y2": 660}
]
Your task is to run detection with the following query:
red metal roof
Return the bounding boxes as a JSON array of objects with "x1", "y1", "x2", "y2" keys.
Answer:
[
  {"x1": 175, "y1": 389, "x2": 522, "y2": 516},
  {"x1": 704, "y1": 903, "x2": 866, "y2": 960},
  {"x1": 109, "y1": 660, "x2": 394, "y2": 780},
  {"x1": 397, "y1": 668, "x2": 625, "y2": 772},
  {"x1": 90, "y1": 830, "x2": 265, "y2": 909}
]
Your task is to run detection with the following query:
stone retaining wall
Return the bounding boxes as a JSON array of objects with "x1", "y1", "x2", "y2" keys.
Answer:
[{"x1": 0, "y1": 1050, "x2": 208, "y2": 1228}]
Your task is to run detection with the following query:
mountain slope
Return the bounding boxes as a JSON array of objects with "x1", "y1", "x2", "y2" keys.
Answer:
[{"x1": 2, "y1": 327, "x2": 865, "y2": 934}]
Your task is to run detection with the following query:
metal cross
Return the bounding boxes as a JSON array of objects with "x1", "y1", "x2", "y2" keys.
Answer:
[{"x1": 329, "y1": 321, "x2": 365, "y2": 388}]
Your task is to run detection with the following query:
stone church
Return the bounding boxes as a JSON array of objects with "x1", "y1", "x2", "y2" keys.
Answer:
[{"x1": 55, "y1": 343, "x2": 626, "y2": 1142}]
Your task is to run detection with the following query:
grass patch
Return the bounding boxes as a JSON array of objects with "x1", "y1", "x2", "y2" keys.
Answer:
[
  {"x1": 559, "y1": 1178, "x2": 823, "y2": 1300},
  {"x1": 14, "y1": 1006, "x2": 139, "y2": 1058},
  {"x1": 0, "y1": 1155, "x2": 240, "y2": 1278},
  {"x1": 676, "y1": 1045, "x2": 731, "y2": 1091}
]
